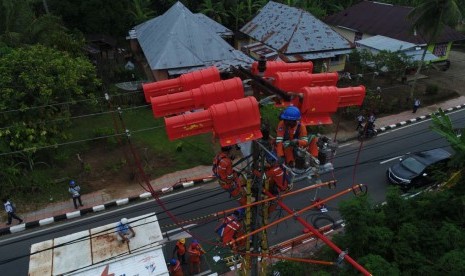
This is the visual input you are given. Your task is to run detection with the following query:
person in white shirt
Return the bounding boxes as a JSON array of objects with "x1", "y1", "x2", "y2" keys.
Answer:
[
  {"x1": 68, "y1": 180, "x2": 83, "y2": 209},
  {"x1": 2, "y1": 198, "x2": 23, "y2": 225}
]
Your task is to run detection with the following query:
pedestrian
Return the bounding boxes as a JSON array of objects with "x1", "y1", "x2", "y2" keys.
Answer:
[
  {"x1": 116, "y1": 217, "x2": 136, "y2": 243},
  {"x1": 188, "y1": 239, "x2": 206, "y2": 274},
  {"x1": 68, "y1": 180, "x2": 83, "y2": 209},
  {"x1": 356, "y1": 114, "x2": 365, "y2": 131},
  {"x1": 275, "y1": 106, "x2": 308, "y2": 167},
  {"x1": 172, "y1": 238, "x2": 186, "y2": 264},
  {"x1": 168, "y1": 258, "x2": 184, "y2": 276},
  {"x1": 2, "y1": 198, "x2": 23, "y2": 225},
  {"x1": 212, "y1": 146, "x2": 248, "y2": 206},
  {"x1": 413, "y1": 98, "x2": 421, "y2": 113}
]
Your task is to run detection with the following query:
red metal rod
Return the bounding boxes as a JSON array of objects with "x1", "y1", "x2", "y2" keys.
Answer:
[
  {"x1": 239, "y1": 251, "x2": 334, "y2": 266},
  {"x1": 264, "y1": 187, "x2": 372, "y2": 276},
  {"x1": 214, "y1": 180, "x2": 337, "y2": 217},
  {"x1": 228, "y1": 184, "x2": 359, "y2": 245}
]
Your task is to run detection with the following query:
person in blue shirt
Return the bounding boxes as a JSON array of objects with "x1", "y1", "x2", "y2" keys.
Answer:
[{"x1": 116, "y1": 217, "x2": 136, "y2": 243}]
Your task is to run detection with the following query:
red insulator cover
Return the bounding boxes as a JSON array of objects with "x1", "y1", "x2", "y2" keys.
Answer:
[
  {"x1": 142, "y1": 66, "x2": 220, "y2": 102},
  {"x1": 151, "y1": 78, "x2": 244, "y2": 117},
  {"x1": 273, "y1": 72, "x2": 339, "y2": 91},
  {"x1": 251, "y1": 61, "x2": 313, "y2": 77},
  {"x1": 165, "y1": 97, "x2": 262, "y2": 146},
  {"x1": 299, "y1": 86, "x2": 365, "y2": 125}
]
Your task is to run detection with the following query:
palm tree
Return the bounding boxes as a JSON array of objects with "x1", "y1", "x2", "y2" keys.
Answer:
[
  {"x1": 431, "y1": 108, "x2": 465, "y2": 188},
  {"x1": 199, "y1": 0, "x2": 229, "y2": 24},
  {"x1": 130, "y1": 0, "x2": 156, "y2": 25},
  {"x1": 408, "y1": 0, "x2": 461, "y2": 99}
]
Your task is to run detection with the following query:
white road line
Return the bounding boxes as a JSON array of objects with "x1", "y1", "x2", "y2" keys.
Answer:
[
  {"x1": 164, "y1": 224, "x2": 197, "y2": 234},
  {"x1": 380, "y1": 155, "x2": 403, "y2": 164}
]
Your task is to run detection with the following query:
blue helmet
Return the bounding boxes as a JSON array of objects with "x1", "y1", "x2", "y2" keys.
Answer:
[
  {"x1": 69, "y1": 180, "x2": 75, "y2": 186},
  {"x1": 170, "y1": 258, "x2": 177, "y2": 266},
  {"x1": 280, "y1": 106, "x2": 301, "y2": 121}
]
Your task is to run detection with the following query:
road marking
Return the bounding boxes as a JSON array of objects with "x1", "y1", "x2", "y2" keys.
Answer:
[
  {"x1": 164, "y1": 224, "x2": 197, "y2": 234},
  {"x1": 0, "y1": 187, "x2": 202, "y2": 244},
  {"x1": 380, "y1": 155, "x2": 403, "y2": 164}
]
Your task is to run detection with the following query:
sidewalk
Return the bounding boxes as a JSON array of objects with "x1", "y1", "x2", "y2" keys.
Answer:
[{"x1": 2, "y1": 96, "x2": 465, "y2": 235}]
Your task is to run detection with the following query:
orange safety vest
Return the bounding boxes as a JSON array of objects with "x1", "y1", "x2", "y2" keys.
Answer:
[
  {"x1": 169, "y1": 260, "x2": 183, "y2": 276},
  {"x1": 275, "y1": 121, "x2": 308, "y2": 159}
]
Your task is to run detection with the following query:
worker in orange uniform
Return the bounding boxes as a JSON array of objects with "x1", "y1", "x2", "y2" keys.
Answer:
[
  {"x1": 276, "y1": 106, "x2": 308, "y2": 167},
  {"x1": 172, "y1": 238, "x2": 186, "y2": 264},
  {"x1": 215, "y1": 210, "x2": 244, "y2": 249},
  {"x1": 263, "y1": 152, "x2": 290, "y2": 214},
  {"x1": 188, "y1": 239, "x2": 206, "y2": 274},
  {"x1": 212, "y1": 146, "x2": 247, "y2": 206},
  {"x1": 168, "y1": 258, "x2": 184, "y2": 276}
]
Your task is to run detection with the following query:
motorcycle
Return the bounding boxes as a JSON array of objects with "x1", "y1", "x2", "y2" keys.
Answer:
[{"x1": 358, "y1": 124, "x2": 377, "y2": 140}]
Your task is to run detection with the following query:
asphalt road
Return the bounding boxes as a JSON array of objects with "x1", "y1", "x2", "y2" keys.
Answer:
[{"x1": 1, "y1": 109, "x2": 464, "y2": 275}]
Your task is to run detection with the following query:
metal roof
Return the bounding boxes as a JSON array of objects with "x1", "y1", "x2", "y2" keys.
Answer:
[
  {"x1": 132, "y1": 2, "x2": 252, "y2": 71},
  {"x1": 324, "y1": 1, "x2": 465, "y2": 44},
  {"x1": 240, "y1": 1, "x2": 352, "y2": 54},
  {"x1": 356, "y1": 35, "x2": 417, "y2": 52},
  {"x1": 356, "y1": 35, "x2": 438, "y2": 62},
  {"x1": 194, "y1": 13, "x2": 234, "y2": 37}
]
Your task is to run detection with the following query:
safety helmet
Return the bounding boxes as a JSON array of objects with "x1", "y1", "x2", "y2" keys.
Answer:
[
  {"x1": 179, "y1": 238, "x2": 186, "y2": 244},
  {"x1": 280, "y1": 106, "x2": 301, "y2": 121},
  {"x1": 170, "y1": 258, "x2": 177, "y2": 266},
  {"x1": 69, "y1": 180, "x2": 75, "y2": 186},
  {"x1": 192, "y1": 239, "x2": 199, "y2": 245},
  {"x1": 120, "y1": 218, "x2": 128, "y2": 225}
]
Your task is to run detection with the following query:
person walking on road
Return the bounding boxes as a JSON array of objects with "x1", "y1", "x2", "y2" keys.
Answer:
[
  {"x1": 172, "y1": 238, "x2": 187, "y2": 264},
  {"x1": 68, "y1": 180, "x2": 83, "y2": 209},
  {"x1": 2, "y1": 198, "x2": 23, "y2": 225},
  {"x1": 413, "y1": 98, "x2": 421, "y2": 113}
]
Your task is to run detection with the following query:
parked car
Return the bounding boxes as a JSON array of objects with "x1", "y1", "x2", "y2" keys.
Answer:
[{"x1": 386, "y1": 148, "x2": 451, "y2": 190}]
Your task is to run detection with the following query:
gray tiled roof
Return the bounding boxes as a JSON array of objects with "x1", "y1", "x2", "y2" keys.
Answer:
[
  {"x1": 240, "y1": 1, "x2": 352, "y2": 54},
  {"x1": 132, "y1": 2, "x2": 252, "y2": 71}
]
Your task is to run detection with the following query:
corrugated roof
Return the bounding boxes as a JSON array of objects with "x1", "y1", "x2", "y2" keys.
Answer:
[
  {"x1": 194, "y1": 13, "x2": 234, "y2": 37},
  {"x1": 324, "y1": 1, "x2": 465, "y2": 44},
  {"x1": 356, "y1": 35, "x2": 438, "y2": 62},
  {"x1": 132, "y1": 2, "x2": 252, "y2": 71},
  {"x1": 356, "y1": 35, "x2": 416, "y2": 52},
  {"x1": 240, "y1": 1, "x2": 352, "y2": 54}
]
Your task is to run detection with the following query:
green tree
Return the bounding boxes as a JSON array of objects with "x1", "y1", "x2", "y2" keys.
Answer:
[
  {"x1": 130, "y1": 0, "x2": 156, "y2": 25},
  {"x1": 431, "y1": 108, "x2": 465, "y2": 168},
  {"x1": 408, "y1": 0, "x2": 462, "y2": 98},
  {"x1": 199, "y1": 0, "x2": 229, "y2": 24},
  {"x1": 227, "y1": 1, "x2": 247, "y2": 31},
  {"x1": 0, "y1": 45, "x2": 100, "y2": 170}
]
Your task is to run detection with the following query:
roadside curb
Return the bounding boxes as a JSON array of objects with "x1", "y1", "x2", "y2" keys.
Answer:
[
  {"x1": 0, "y1": 177, "x2": 215, "y2": 236},
  {"x1": 377, "y1": 104, "x2": 465, "y2": 133}
]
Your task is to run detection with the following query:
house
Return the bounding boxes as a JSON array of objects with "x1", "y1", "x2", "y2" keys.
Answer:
[
  {"x1": 239, "y1": 1, "x2": 353, "y2": 72},
  {"x1": 128, "y1": 1, "x2": 252, "y2": 81},
  {"x1": 356, "y1": 35, "x2": 439, "y2": 63},
  {"x1": 324, "y1": 1, "x2": 465, "y2": 63}
]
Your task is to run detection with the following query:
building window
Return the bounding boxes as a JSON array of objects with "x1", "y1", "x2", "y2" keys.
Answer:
[
  {"x1": 354, "y1": 32, "x2": 363, "y2": 42},
  {"x1": 433, "y1": 43, "x2": 448, "y2": 57}
]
